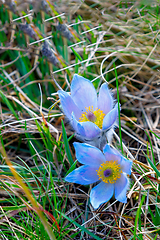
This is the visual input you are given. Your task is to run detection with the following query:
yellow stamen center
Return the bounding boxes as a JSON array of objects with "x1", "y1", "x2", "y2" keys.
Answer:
[
  {"x1": 97, "y1": 160, "x2": 122, "y2": 184},
  {"x1": 79, "y1": 106, "x2": 105, "y2": 129}
]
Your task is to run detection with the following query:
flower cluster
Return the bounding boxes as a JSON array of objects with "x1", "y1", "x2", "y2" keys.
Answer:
[{"x1": 57, "y1": 74, "x2": 132, "y2": 208}]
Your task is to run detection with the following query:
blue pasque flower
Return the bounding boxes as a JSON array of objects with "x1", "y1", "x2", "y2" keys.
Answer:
[
  {"x1": 65, "y1": 142, "x2": 132, "y2": 209},
  {"x1": 58, "y1": 74, "x2": 118, "y2": 147}
]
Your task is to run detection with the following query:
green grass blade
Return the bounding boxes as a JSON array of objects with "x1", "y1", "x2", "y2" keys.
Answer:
[
  {"x1": 133, "y1": 195, "x2": 145, "y2": 240},
  {"x1": 145, "y1": 131, "x2": 156, "y2": 165},
  {"x1": 143, "y1": 151, "x2": 160, "y2": 177},
  {"x1": 149, "y1": 130, "x2": 160, "y2": 140},
  {"x1": 0, "y1": 90, "x2": 19, "y2": 120},
  {"x1": 61, "y1": 120, "x2": 74, "y2": 165},
  {"x1": 56, "y1": 210, "x2": 103, "y2": 240},
  {"x1": 71, "y1": 47, "x2": 83, "y2": 61},
  {"x1": 65, "y1": 160, "x2": 77, "y2": 176}
]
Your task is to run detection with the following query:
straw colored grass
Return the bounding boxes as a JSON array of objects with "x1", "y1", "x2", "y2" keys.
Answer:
[{"x1": 0, "y1": 0, "x2": 160, "y2": 239}]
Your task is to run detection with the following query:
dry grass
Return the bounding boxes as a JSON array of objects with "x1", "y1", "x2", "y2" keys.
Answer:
[{"x1": 0, "y1": 0, "x2": 160, "y2": 239}]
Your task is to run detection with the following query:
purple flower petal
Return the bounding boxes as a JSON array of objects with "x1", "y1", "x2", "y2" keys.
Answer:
[
  {"x1": 79, "y1": 121, "x2": 101, "y2": 138},
  {"x1": 58, "y1": 90, "x2": 81, "y2": 120},
  {"x1": 103, "y1": 144, "x2": 120, "y2": 156},
  {"x1": 71, "y1": 113, "x2": 101, "y2": 138},
  {"x1": 73, "y1": 142, "x2": 106, "y2": 166},
  {"x1": 65, "y1": 165, "x2": 99, "y2": 185},
  {"x1": 115, "y1": 173, "x2": 129, "y2": 203},
  {"x1": 102, "y1": 103, "x2": 118, "y2": 130},
  {"x1": 103, "y1": 145, "x2": 132, "y2": 174},
  {"x1": 103, "y1": 144, "x2": 121, "y2": 162},
  {"x1": 98, "y1": 83, "x2": 113, "y2": 114},
  {"x1": 120, "y1": 157, "x2": 132, "y2": 175},
  {"x1": 71, "y1": 74, "x2": 97, "y2": 112},
  {"x1": 90, "y1": 181, "x2": 114, "y2": 209},
  {"x1": 71, "y1": 112, "x2": 84, "y2": 133}
]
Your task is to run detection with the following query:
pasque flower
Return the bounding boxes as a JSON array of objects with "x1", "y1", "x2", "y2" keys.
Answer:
[
  {"x1": 58, "y1": 74, "x2": 118, "y2": 147},
  {"x1": 65, "y1": 142, "x2": 132, "y2": 209}
]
